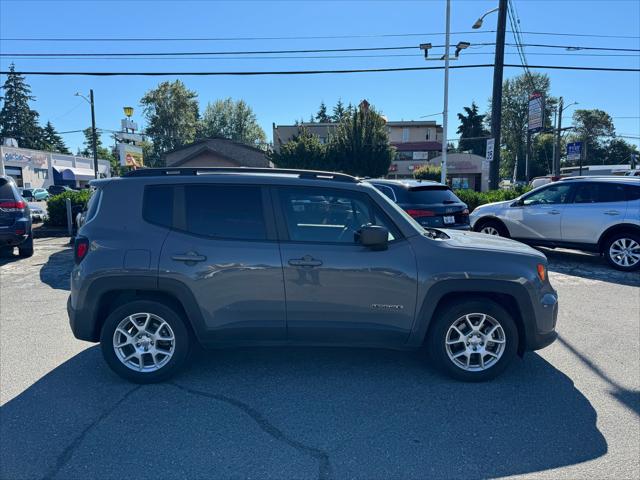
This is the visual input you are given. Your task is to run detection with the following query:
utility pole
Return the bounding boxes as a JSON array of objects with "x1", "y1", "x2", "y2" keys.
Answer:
[
  {"x1": 89, "y1": 89, "x2": 98, "y2": 179},
  {"x1": 525, "y1": 130, "x2": 531, "y2": 182},
  {"x1": 440, "y1": 0, "x2": 451, "y2": 185},
  {"x1": 489, "y1": 0, "x2": 508, "y2": 190},
  {"x1": 554, "y1": 97, "x2": 563, "y2": 177}
]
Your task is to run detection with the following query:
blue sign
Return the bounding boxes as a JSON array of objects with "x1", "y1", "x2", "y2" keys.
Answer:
[{"x1": 567, "y1": 142, "x2": 582, "y2": 161}]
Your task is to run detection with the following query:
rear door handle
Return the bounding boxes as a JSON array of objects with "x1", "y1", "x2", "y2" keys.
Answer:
[
  {"x1": 604, "y1": 210, "x2": 620, "y2": 216},
  {"x1": 288, "y1": 255, "x2": 323, "y2": 267},
  {"x1": 548, "y1": 210, "x2": 561, "y2": 215},
  {"x1": 172, "y1": 252, "x2": 207, "y2": 263}
]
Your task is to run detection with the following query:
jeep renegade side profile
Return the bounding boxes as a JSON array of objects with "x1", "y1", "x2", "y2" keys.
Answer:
[{"x1": 68, "y1": 168, "x2": 558, "y2": 383}]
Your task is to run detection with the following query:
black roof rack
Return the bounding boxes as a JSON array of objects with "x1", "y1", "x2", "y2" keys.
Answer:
[{"x1": 123, "y1": 167, "x2": 358, "y2": 183}]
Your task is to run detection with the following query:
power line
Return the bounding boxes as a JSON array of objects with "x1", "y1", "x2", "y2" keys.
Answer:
[
  {"x1": 1, "y1": 30, "x2": 637, "y2": 42},
  {"x1": 3, "y1": 42, "x2": 639, "y2": 58},
  {"x1": 2, "y1": 64, "x2": 638, "y2": 76}
]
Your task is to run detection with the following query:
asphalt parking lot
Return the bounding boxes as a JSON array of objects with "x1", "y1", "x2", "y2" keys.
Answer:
[{"x1": 1, "y1": 237, "x2": 638, "y2": 480}]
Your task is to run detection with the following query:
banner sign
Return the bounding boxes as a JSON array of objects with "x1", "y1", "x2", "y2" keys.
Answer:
[
  {"x1": 567, "y1": 142, "x2": 582, "y2": 161},
  {"x1": 485, "y1": 138, "x2": 495, "y2": 162},
  {"x1": 118, "y1": 143, "x2": 144, "y2": 168},
  {"x1": 528, "y1": 92, "x2": 544, "y2": 132}
]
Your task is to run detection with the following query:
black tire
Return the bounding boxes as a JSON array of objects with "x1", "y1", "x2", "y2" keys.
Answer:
[
  {"x1": 426, "y1": 299, "x2": 519, "y2": 382},
  {"x1": 474, "y1": 218, "x2": 509, "y2": 237},
  {"x1": 100, "y1": 300, "x2": 191, "y2": 383},
  {"x1": 18, "y1": 235, "x2": 34, "y2": 258},
  {"x1": 603, "y1": 231, "x2": 640, "y2": 272}
]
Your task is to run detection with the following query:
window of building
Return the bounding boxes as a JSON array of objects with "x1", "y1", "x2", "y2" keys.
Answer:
[
  {"x1": 34, "y1": 168, "x2": 49, "y2": 179},
  {"x1": 425, "y1": 129, "x2": 431, "y2": 140},
  {"x1": 402, "y1": 128, "x2": 410, "y2": 142},
  {"x1": 184, "y1": 185, "x2": 266, "y2": 240},
  {"x1": 278, "y1": 187, "x2": 397, "y2": 244}
]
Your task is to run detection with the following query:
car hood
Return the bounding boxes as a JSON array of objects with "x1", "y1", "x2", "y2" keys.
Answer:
[{"x1": 437, "y1": 228, "x2": 546, "y2": 260}]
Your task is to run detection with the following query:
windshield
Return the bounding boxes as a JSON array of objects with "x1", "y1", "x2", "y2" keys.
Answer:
[{"x1": 407, "y1": 187, "x2": 461, "y2": 204}]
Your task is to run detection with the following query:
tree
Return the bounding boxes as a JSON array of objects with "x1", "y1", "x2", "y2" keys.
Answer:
[
  {"x1": 456, "y1": 102, "x2": 490, "y2": 156},
  {"x1": 41, "y1": 121, "x2": 70, "y2": 154},
  {"x1": 332, "y1": 99, "x2": 347, "y2": 122},
  {"x1": 570, "y1": 109, "x2": 615, "y2": 164},
  {"x1": 315, "y1": 101, "x2": 330, "y2": 123},
  {"x1": 604, "y1": 137, "x2": 639, "y2": 165},
  {"x1": 487, "y1": 72, "x2": 556, "y2": 179},
  {"x1": 199, "y1": 98, "x2": 266, "y2": 148},
  {"x1": 0, "y1": 63, "x2": 44, "y2": 149},
  {"x1": 270, "y1": 128, "x2": 327, "y2": 170},
  {"x1": 413, "y1": 165, "x2": 441, "y2": 181},
  {"x1": 140, "y1": 80, "x2": 199, "y2": 166},
  {"x1": 80, "y1": 128, "x2": 115, "y2": 162},
  {"x1": 326, "y1": 102, "x2": 394, "y2": 177}
]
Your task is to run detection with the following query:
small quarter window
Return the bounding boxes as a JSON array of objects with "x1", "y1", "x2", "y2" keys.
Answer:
[{"x1": 143, "y1": 185, "x2": 174, "y2": 228}]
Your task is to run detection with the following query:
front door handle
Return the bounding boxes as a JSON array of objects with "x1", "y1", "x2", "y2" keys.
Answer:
[
  {"x1": 172, "y1": 252, "x2": 207, "y2": 263},
  {"x1": 288, "y1": 255, "x2": 323, "y2": 267},
  {"x1": 604, "y1": 210, "x2": 621, "y2": 216},
  {"x1": 548, "y1": 209, "x2": 561, "y2": 215}
]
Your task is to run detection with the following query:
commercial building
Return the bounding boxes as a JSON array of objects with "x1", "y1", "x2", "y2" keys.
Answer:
[
  {"x1": 0, "y1": 145, "x2": 111, "y2": 189},
  {"x1": 163, "y1": 137, "x2": 271, "y2": 169}
]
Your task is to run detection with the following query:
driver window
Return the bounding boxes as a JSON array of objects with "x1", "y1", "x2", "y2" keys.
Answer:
[
  {"x1": 278, "y1": 187, "x2": 396, "y2": 243},
  {"x1": 522, "y1": 184, "x2": 573, "y2": 206}
]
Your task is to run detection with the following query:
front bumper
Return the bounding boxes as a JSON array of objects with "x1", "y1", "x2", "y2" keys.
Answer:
[{"x1": 525, "y1": 290, "x2": 559, "y2": 351}]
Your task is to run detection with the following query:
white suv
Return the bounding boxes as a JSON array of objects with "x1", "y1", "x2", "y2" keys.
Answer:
[{"x1": 470, "y1": 177, "x2": 640, "y2": 271}]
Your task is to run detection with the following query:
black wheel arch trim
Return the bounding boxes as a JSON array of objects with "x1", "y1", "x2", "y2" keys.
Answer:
[
  {"x1": 409, "y1": 279, "x2": 538, "y2": 354},
  {"x1": 473, "y1": 215, "x2": 509, "y2": 234}
]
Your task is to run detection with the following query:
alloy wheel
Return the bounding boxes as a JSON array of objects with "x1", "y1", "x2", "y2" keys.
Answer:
[
  {"x1": 112, "y1": 312, "x2": 175, "y2": 372},
  {"x1": 445, "y1": 313, "x2": 506, "y2": 371},
  {"x1": 481, "y1": 226, "x2": 500, "y2": 236},
  {"x1": 609, "y1": 237, "x2": 640, "y2": 268}
]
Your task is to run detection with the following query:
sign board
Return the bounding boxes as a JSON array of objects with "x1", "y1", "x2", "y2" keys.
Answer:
[
  {"x1": 115, "y1": 132, "x2": 144, "y2": 144},
  {"x1": 485, "y1": 138, "x2": 495, "y2": 162},
  {"x1": 121, "y1": 119, "x2": 138, "y2": 132},
  {"x1": 412, "y1": 151, "x2": 429, "y2": 160},
  {"x1": 118, "y1": 143, "x2": 144, "y2": 168},
  {"x1": 567, "y1": 142, "x2": 582, "y2": 161},
  {"x1": 528, "y1": 92, "x2": 544, "y2": 132}
]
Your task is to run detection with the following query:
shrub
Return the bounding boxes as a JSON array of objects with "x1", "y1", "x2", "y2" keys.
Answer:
[
  {"x1": 453, "y1": 186, "x2": 531, "y2": 212},
  {"x1": 46, "y1": 189, "x2": 91, "y2": 226},
  {"x1": 413, "y1": 165, "x2": 442, "y2": 181}
]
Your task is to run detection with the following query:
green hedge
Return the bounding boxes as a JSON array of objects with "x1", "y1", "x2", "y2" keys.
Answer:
[
  {"x1": 453, "y1": 186, "x2": 531, "y2": 213},
  {"x1": 46, "y1": 190, "x2": 91, "y2": 227}
]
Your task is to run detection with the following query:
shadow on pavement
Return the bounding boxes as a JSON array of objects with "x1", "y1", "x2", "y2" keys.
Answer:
[
  {"x1": 39, "y1": 248, "x2": 73, "y2": 291},
  {"x1": 1, "y1": 346, "x2": 607, "y2": 480},
  {"x1": 541, "y1": 247, "x2": 640, "y2": 287}
]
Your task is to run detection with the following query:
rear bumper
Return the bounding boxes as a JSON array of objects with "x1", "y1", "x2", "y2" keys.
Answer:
[
  {"x1": 67, "y1": 296, "x2": 98, "y2": 342},
  {"x1": 0, "y1": 231, "x2": 29, "y2": 247}
]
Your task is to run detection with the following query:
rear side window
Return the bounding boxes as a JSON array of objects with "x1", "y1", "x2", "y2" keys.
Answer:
[
  {"x1": 407, "y1": 187, "x2": 460, "y2": 204},
  {"x1": 143, "y1": 185, "x2": 174, "y2": 228},
  {"x1": 572, "y1": 183, "x2": 627, "y2": 203},
  {"x1": 184, "y1": 185, "x2": 266, "y2": 240}
]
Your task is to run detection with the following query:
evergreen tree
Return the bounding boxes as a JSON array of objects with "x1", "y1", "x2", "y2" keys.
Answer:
[
  {"x1": 332, "y1": 99, "x2": 347, "y2": 122},
  {"x1": 456, "y1": 102, "x2": 490, "y2": 156},
  {"x1": 315, "y1": 101, "x2": 330, "y2": 123},
  {"x1": 41, "y1": 121, "x2": 70, "y2": 154},
  {"x1": 80, "y1": 127, "x2": 115, "y2": 162},
  {"x1": 0, "y1": 63, "x2": 44, "y2": 149},
  {"x1": 270, "y1": 128, "x2": 327, "y2": 170}
]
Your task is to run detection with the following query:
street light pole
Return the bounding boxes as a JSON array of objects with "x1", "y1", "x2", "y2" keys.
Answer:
[
  {"x1": 89, "y1": 89, "x2": 98, "y2": 179},
  {"x1": 554, "y1": 97, "x2": 563, "y2": 177},
  {"x1": 440, "y1": 0, "x2": 451, "y2": 185}
]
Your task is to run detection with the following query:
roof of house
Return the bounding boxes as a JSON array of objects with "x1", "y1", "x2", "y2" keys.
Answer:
[{"x1": 163, "y1": 137, "x2": 266, "y2": 156}]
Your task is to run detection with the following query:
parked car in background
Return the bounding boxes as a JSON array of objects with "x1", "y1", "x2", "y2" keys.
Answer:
[
  {"x1": 29, "y1": 203, "x2": 48, "y2": 223},
  {"x1": 529, "y1": 175, "x2": 562, "y2": 189},
  {"x1": 20, "y1": 188, "x2": 34, "y2": 201},
  {"x1": 365, "y1": 179, "x2": 470, "y2": 230},
  {"x1": 0, "y1": 176, "x2": 33, "y2": 257},
  {"x1": 470, "y1": 177, "x2": 640, "y2": 271},
  {"x1": 68, "y1": 167, "x2": 558, "y2": 384},
  {"x1": 48, "y1": 185, "x2": 74, "y2": 196},
  {"x1": 24, "y1": 188, "x2": 50, "y2": 201},
  {"x1": 625, "y1": 169, "x2": 640, "y2": 177}
]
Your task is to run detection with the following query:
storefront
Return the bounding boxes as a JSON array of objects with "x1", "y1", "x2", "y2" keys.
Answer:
[{"x1": 0, "y1": 146, "x2": 110, "y2": 189}]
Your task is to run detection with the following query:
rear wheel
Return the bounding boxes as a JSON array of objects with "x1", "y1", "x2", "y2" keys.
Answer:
[
  {"x1": 100, "y1": 300, "x2": 191, "y2": 383},
  {"x1": 18, "y1": 235, "x2": 34, "y2": 258},
  {"x1": 603, "y1": 232, "x2": 640, "y2": 272},
  {"x1": 427, "y1": 299, "x2": 518, "y2": 382},
  {"x1": 475, "y1": 219, "x2": 508, "y2": 237}
]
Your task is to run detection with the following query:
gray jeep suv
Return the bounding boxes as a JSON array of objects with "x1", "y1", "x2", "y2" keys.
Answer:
[{"x1": 68, "y1": 168, "x2": 558, "y2": 383}]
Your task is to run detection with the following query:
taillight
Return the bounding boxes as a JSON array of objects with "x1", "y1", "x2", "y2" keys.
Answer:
[
  {"x1": 0, "y1": 200, "x2": 27, "y2": 212},
  {"x1": 537, "y1": 264, "x2": 547, "y2": 283},
  {"x1": 74, "y1": 236, "x2": 90, "y2": 264},
  {"x1": 406, "y1": 209, "x2": 436, "y2": 218}
]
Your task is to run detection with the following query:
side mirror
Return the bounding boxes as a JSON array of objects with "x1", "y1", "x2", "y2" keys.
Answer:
[
  {"x1": 356, "y1": 225, "x2": 389, "y2": 250},
  {"x1": 512, "y1": 198, "x2": 524, "y2": 207}
]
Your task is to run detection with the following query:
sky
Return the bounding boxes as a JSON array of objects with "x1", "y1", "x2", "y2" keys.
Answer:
[{"x1": 0, "y1": 0, "x2": 639, "y2": 155}]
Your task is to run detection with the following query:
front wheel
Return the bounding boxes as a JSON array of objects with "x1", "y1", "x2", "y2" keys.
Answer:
[
  {"x1": 475, "y1": 219, "x2": 508, "y2": 237},
  {"x1": 100, "y1": 300, "x2": 191, "y2": 383},
  {"x1": 427, "y1": 299, "x2": 518, "y2": 382},
  {"x1": 603, "y1": 232, "x2": 640, "y2": 272}
]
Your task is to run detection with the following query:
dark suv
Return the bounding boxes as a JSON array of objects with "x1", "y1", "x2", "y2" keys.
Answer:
[
  {"x1": 0, "y1": 176, "x2": 33, "y2": 258},
  {"x1": 366, "y1": 179, "x2": 470, "y2": 230},
  {"x1": 68, "y1": 168, "x2": 558, "y2": 383}
]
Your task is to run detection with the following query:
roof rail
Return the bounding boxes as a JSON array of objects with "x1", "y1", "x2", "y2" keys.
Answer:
[{"x1": 123, "y1": 167, "x2": 359, "y2": 183}]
